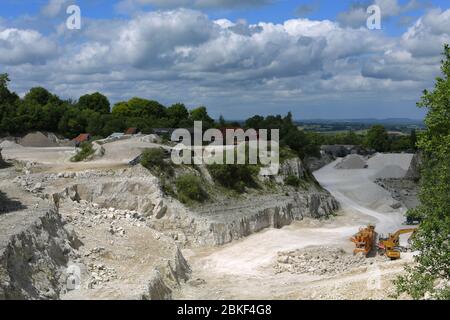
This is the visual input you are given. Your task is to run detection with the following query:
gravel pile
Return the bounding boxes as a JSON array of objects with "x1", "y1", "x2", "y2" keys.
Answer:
[
  {"x1": 335, "y1": 155, "x2": 367, "y2": 170},
  {"x1": 20, "y1": 132, "x2": 59, "y2": 147},
  {"x1": 373, "y1": 165, "x2": 407, "y2": 179},
  {"x1": 274, "y1": 246, "x2": 384, "y2": 276},
  {"x1": 367, "y1": 153, "x2": 414, "y2": 171}
]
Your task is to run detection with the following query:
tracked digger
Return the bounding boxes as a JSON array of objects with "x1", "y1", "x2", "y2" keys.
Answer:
[{"x1": 377, "y1": 228, "x2": 417, "y2": 260}]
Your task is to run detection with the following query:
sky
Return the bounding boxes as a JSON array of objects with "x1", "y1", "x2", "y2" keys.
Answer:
[{"x1": 0, "y1": 0, "x2": 449, "y2": 120}]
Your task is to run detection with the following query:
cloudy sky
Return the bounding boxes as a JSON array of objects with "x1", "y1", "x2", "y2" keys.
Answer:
[{"x1": 1, "y1": 0, "x2": 449, "y2": 119}]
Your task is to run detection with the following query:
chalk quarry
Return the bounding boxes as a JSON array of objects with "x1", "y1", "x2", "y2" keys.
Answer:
[{"x1": 0, "y1": 135, "x2": 421, "y2": 300}]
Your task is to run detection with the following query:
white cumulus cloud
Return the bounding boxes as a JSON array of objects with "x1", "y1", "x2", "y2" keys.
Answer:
[{"x1": 0, "y1": 28, "x2": 58, "y2": 65}]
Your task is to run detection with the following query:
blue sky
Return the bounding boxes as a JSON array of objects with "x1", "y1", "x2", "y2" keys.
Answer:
[
  {"x1": 2, "y1": 0, "x2": 448, "y2": 33},
  {"x1": 1, "y1": 1, "x2": 449, "y2": 119}
]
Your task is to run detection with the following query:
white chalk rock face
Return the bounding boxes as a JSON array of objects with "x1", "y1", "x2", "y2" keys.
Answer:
[{"x1": 276, "y1": 157, "x2": 308, "y2": 184}]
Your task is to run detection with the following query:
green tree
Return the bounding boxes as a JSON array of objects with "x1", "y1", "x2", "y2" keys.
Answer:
[
  {"x1": 190, "y1": 106, "x2": 214, "y2": 128},
  {"x1": 111, "y1": 101, "x2": 131, "y2": 117},
  {"x1": 0, "y1": 73, "x2": 9, "y2": 88},
  {"x1": 365, "y1": 125, "x2": 390, "y2": 152},
  {"x1": 146, "y1": 100, "x2": 167, "y2": 119},
  {"x1": 244, "y1": 115, "x2": 264, "y2": 129},
  {"x1": 101, "y1": 115, "x2": 127, "y2": 136},
  {"x1": 0, "y1": 73, "x2": 17, "y2": 104},
  {"x1": 0, "y1": 73, "x2": 20, "y2": 134},
  {"x1": 166, "y1": 103, "x2": 189, "y2": 127},
  {"x1": 390, "y1": 136, "x2": 412, "y2": 152},
  {"x1": 78, "y1": 92, "x2": 110, "y2": 114},
  {"x1": 58, "y1": 107, "x2": 99, "y2": 138},
  {"x1": 24, "y1": 87, "x2": 52, "y2": 106},
  {"x1": 112, "y1": 97, "x2": 166, "y2": 120},
  {"x1": 395, "y1": 45, "x2": 450, "y2": 300},
  {"x1": 282, "y1": 129, "x2": 319, "y2": 159}
]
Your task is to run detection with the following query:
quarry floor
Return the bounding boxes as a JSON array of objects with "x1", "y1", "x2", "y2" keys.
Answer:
[{"x1": 174, "y1": 157, "x2": 415, "y2": 300}]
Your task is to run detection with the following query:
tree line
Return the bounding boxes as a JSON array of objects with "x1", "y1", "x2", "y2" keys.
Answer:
[
  {"x1": 0, "y1": 74, "x2": 320, "y2": 159},
  {"x1": 307, "y1": 125, "x2": 418, "y2": 153},
  {"x1": 0, "y1": 73, "x2": 416, "y2": 159},
  {"x1": 0, "y1": 73, "x2": 216, "y2": 139}
]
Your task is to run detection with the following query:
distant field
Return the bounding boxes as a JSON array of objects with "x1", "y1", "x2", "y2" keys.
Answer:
[{"x1": 297, "y1": 120, "x2": 424, "y2": 134}]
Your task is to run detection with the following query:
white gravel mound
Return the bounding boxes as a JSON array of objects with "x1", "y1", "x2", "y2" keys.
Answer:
[
  {"x1": 367, "y1": 153, "x2": 414, "y2": 172},
  {"x1": 335, "y1": 154, "x2": 367, "y2": 169},
  {"x1": 20, "y1": 132, "x2": 59, "y2": 148},
  {"x1": 374, "y1": 165, "x2": 407, "y2": 179}
]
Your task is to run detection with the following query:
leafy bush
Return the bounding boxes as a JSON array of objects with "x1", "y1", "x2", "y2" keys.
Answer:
[
  {"x1": 285, "y1": 175, "x2": 301, "y2": 188},
  {"x1": 140, "y1": 148, "x2": 172, "y2": 175},
  {"x1": 207, "y1": 163, "x2": 259, "y2": 192},
  {"x1": 395, "y1": 45, "x2": 450, "y2": 300},
  {"x1": 279, "y1": 147, "x2": 297, "y2": 163},
  {"x1": 365, "y1": 125, "x2": 390, "y2": 152},
  {"x1": 71, "y1": 142, "x2": 94, "y2": 162},
  {"x1": 175, "y1": 174, "x2": 208, "y2": 204}
]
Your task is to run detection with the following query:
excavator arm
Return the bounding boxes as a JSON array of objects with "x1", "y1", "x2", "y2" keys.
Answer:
[
  {"x1": 391, "y1": 228, "x2": 417, "y2": 239},
  {"x1": 379, "y1": 228, "x2": 417, "y2": 259}
]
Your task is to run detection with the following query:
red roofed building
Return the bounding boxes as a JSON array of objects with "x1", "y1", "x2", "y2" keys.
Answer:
[
  {"x1": 124, "y1": 128, "x2": 139, "y2": 135},
  {"x1": 73, "y1": 133, "x2": 91, "y2": 146}
]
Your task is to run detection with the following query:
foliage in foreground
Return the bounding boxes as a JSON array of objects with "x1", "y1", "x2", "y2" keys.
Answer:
[
  {"x1": 140, "y1": 148, "x2": 173, "y2": 175},
  {"x1": 175, "y1": 174, "x2": 208, "y2": 204},
  {"x1": 394, "y1": 45, "x2": 450, "y2": 300},
  {"x1": 71, "y1": 142, "x2": 94, "y2": 162},
  {"x1": 284, "y1": 175, "x2": 301, "y2": 188}
]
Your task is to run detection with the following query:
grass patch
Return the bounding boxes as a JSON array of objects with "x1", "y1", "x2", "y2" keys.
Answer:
[
  {"x1": 175, "y1": 174, "x2": 208, "y2": 204},
  {"x1": 207, "y1": 163, "x2": 259, "y2": 192}
]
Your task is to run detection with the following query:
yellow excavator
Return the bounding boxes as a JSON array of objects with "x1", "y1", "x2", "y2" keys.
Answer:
[{"x1": 377, "y1": 228, "x2": 417, "y2": 260}]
